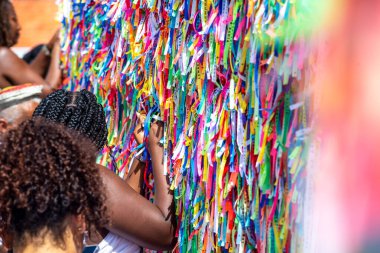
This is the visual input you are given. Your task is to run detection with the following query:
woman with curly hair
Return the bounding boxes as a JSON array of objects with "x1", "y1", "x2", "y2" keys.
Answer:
[
  {"x1": 0, "y1": 119, "x2": 108, "y2": 253},
  {"x1": 31, "y1": 89, "x2": 175, "y2": 252},
  {"x1": 0, "y1": 0, "x2": 61, "y2": 88}
]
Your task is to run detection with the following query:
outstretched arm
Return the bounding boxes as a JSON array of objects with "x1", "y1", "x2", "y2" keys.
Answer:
[
  {"x1": 44, "y1": 41, "x2": 62, "y2": 88},
  {"x1": 124, "y1": 159, "x2": 144, "y2": 194},
  {"x1": 99, "y1": 121, "x2": 175, "y2": 250},
  {"x1": 0, "y1": 45, "x2": 61, "y2": 89},
  {"x1": 28, "y1": 30, "x2": 59, "y2": 77},
  {"x1": 0, "y1": 47, "x2": 46, "y2": 88}
]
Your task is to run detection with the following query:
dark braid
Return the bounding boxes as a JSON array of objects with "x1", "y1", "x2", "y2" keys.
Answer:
[
  {"x1": 33, "y1": 89, "x2": 108, "y2": 151},
  {"x1": 0, "y1": 0, "x2": 13, "y2": 47}
]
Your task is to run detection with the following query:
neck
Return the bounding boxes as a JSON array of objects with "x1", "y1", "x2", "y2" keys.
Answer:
[{"x1": 13, "y1": 227, "x2": 80, "y2": 253}]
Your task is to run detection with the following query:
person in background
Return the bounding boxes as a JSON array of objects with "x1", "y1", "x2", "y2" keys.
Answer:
[
  {"x1": 0, "y1": 119, "x2": 109, "y2": 253},
  {"x1": 0, "y1": 0, "x2": 61, "y2": 89},
  {"x1": 32, "y1": 90, "x2": 175, "y2": 252},
  {"x1": 0, "y1": 84, "x2": 48, "y2": 132},
  {"x1": 0, "y1": 89, "x2": 175, "y2": 251}
]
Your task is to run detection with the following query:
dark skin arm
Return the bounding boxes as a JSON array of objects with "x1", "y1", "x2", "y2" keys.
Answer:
[
  {"x1": 0, "y1": 43, "x2": 61, "y2": 89},
  {"x1": 124, "y1": 159, "x2": 144, "y2": 194},
  {"x1": 125, "y1": 113, "x2": 147, "y2": 194},
  {"x1": 44, "y1": 42, "x2": 62, "y2": 88},
  {"x1": 29, "y1": 30, "x2": 60, "y2": 77},
  {"x1": 99, "y1": 121, "x2": 175, "y2": 250},
  {"x1": 0, "y1": 47, "x2": 46, "y2": 88}
]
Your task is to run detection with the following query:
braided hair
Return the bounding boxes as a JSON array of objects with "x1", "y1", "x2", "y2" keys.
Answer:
[
  {"x1": 33, "y1": 89, "x2": 108, "y2": 151},
  {"x1": 0, "y1": 0, "x2": 16, "y2": 47}
]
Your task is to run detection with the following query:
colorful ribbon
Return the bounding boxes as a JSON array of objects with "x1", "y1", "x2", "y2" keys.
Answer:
[{"x1": 58, "y1": 0, "x2": 314, "y2": 252}]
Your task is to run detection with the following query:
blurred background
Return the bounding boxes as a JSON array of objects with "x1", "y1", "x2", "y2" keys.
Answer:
[
  {"x1": 12, "y1": 0, "x2": 58, "y2": 55},
  {"x1": 304, "y1": 1, "x2": 380, "y2": 253}
]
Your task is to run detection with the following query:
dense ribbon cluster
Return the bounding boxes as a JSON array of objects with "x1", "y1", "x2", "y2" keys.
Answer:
[{"x1": 59, "y1": 0, "x2": 313, "y2": 252}]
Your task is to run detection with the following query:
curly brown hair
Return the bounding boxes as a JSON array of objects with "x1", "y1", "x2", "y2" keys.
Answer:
[{"x1": 0, "y1": 119, "x2": 108, "y2": 247}]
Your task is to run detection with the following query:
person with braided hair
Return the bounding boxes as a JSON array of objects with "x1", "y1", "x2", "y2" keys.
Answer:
[
  {"x1": 31, "y1": 89, "x2": 175, "y2": 252},
  {"x1": 0, "y1": 0, "x2": 61, "y2": 88},
  {"x1": 0, "y1": 119, "x2": 109, "y2": 253},
  {"x1": 33, "y1": 89, "x2": 108, "y2": 151}
]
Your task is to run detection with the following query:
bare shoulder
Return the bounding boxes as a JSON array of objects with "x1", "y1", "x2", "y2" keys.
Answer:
[
  {"x1": 0, "y1": 46, "x2": 15, "y2": 57},
  {"x1": 0, "y1": 47, "x2": 20, "y2": 66}
]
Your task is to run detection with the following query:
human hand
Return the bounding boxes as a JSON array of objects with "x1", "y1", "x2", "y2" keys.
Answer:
[
  {"x1": 47, "y1": 29, "x2": 60, "y2": 51},
  {"x1": 147, "y1": 117, "x2": 164, "y2": 151},
  {"x1": 133, "y1": 112, "x2": 164, "y2": 150},
  {"x1": 133, "y1": 112, "x2": 145, "y2": 145}
]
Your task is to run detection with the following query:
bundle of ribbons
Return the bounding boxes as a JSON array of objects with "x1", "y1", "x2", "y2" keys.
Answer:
[{"x1": 59, "y1": 0, "x2": 314, "y2": 252}]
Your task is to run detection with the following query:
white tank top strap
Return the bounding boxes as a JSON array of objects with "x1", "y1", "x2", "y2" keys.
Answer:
[{"x1": 94, "y1": 232, "x2": 141, "y2": 253}]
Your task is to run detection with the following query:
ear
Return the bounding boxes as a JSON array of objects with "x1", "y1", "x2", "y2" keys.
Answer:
[
  {"x1": 0, "y1": 118, "x2": 9, "y2": 133},
  {"x1": 72, "y1": 214, "x2": 86, "y2": 232},
  {"x1": 70, "y1": 214, "x2": 87, "y2": 251}
]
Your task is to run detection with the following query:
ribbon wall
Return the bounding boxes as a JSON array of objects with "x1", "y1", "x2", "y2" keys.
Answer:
[{"x1": 59, "y1": 0, "x2": 313, "y2": 252}]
